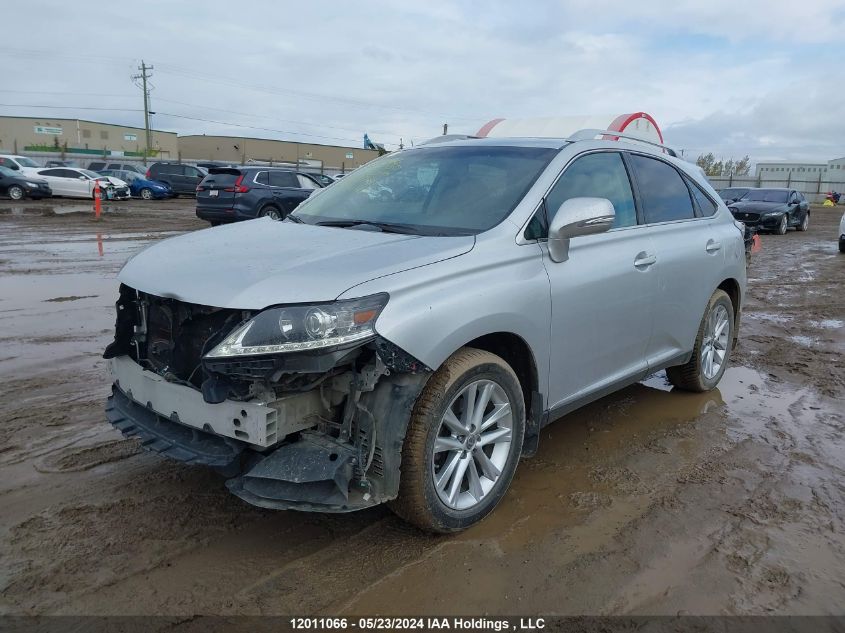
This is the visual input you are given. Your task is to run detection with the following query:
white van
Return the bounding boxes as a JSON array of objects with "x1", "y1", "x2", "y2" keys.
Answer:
[{"x1": 0, "y1": 154, "x2": 42, "y2": 176}]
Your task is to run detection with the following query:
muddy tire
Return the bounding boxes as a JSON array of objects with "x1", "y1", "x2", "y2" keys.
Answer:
[
  {"x1": 8, "y1": 185, "x2": 24, "y2": 200},
  {"x1": 389, "y1": 347, "x2": 525, "y2": 533},
  {"x1": 667, "y1": 289, "x2": 734, "y2": 393}
]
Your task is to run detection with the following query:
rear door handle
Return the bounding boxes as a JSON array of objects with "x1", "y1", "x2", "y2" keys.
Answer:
[
  {"x1": 634, "y1": 252, "x2": 657, "y2": 268},
  {"x1": 706, "y1": 240, "x2": 722, "y2": 253}
]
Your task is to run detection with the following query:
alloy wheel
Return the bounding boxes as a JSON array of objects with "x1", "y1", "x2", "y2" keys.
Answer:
[
  {"x1": 9, "y1": 186, "x2": 24, "y2": 200},
  {"x1": 141, "y1": 188, "x2": 153, "y2": 200},
  {"x1": 778, "y1": 215, "x2": 788, "y2": 234},
  {"x1": 431, "y1": 379, "x2": 513, "y2": 511},
  {"x1": 701, "y1": 304, "x2": 730, "y2": 380}
]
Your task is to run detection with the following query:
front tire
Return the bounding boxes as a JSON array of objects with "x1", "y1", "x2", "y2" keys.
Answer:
[
  {"x1": 8, "y1": 185, "x2": 24, "y2": 200},
  {"x1": 389, "y1": 348, "x2": 525, "y2": 533},
  {"x1": 666, "y1": 289, "x2": 734, "y2": 392},
  {"x1": 797, "y1": 212, "x2": 809, "y2": 232},
  {"x1": 776, "y1": 214, "x2": 788, "y2": 235},
  {"x1": 140, "y1": 187, "x2": 153, "y2": 200}
]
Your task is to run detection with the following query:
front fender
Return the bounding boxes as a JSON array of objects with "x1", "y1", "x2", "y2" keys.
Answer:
[{"x1": 339, "y1": 241, "x2": 552, "y2": 396}]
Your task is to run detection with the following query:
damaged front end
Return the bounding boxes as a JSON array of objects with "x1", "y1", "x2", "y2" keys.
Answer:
[{"x1": 104, "y1": 285, "x2": 431, "y2": 512}]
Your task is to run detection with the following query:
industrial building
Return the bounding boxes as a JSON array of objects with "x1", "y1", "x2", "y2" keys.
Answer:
[
  {"x1": 177, "y1": 135, "x2": 381, "y2": 173},
  {"x1": 755, "y1": 157, "x2": 845, "y2": 182},
  {"x1": 0, "y1": 115, "x2": 178, "y2": 160}
]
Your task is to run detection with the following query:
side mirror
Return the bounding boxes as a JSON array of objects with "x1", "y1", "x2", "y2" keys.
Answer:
[{"x1": 548, "y1": 197, "x2": 615, "y2": 263}]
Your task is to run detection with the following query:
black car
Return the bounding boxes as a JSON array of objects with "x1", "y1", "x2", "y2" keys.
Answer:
[
  {"x1": 728, "y1": 188, "x2": 811, "y2": 235},
  {"x1": 196, "y1": 166, "x2": 322, "y2": 225},
  {"x1": 718, "y1": 187, "x2": 752, "y2": 204},
  {"x1": 0, "y1": 165, "x2": 51, "y2": 200},
  {"x1": 146, "y1": 162, "x2": 208, "y2": 196}
]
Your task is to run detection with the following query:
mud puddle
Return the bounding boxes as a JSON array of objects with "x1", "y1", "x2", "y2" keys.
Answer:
[{"x1": 1, "y1": 205, "x2": 843, "y2": 617}]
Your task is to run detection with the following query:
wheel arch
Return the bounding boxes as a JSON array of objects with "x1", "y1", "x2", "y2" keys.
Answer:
[{"x1": 463, "y1": 332, "x2": 538, "y2": 410}]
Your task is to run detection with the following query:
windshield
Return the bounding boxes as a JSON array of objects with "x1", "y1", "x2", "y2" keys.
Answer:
[
  {"x1": 15, "y1": 156, "x2": 39, "y2": 168},
  {"x1": 742, "y1": 189, "x2": 788, "y2": 203},
  {"x1": 720, "y1": 188, "x2": 747, "y2": 198},
  {"x1": 0, "y1": 166, "x2": 18, "y2": 177},
  {"x1": 291, "y1": 145, "x2": 557, "y2": 235}
]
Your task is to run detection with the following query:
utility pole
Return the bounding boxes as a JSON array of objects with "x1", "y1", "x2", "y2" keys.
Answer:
[{"x1": 132, "y1": 61, "x2": 154, "y2": 164}]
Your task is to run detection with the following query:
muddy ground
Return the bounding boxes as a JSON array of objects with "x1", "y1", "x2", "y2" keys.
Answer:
[{"x1": 0, "y1": 198, "x2": 843, "y2": 617}]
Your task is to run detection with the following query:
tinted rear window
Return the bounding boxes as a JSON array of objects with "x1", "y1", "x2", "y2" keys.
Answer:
[
  {"x1": 629, "y1": 155, "x2": 695, "y2": 223},
  {"x1": 204, "y1": 169, "x2": 241, "y2": 186},
  {"x1": 269, "y1": 171, "x2": 299, "y2": 188},
  {"x1": 689, "y1": 181, "x2": 718, "y2": 217}
]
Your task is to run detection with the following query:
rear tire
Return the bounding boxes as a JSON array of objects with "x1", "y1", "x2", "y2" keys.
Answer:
[
  {"x1": 797, "y1": 212, "x2": 809, "y2": 231},
  {"x1": 259, "y1": 205, "x2": 283, "y2": 221},
  {"x1": 8, "y1": 185, "x2": 24, "y2": 200},
  {"x1": 389, "y1": 348, "x2": 525, "y2": 533},
  {"x1": 666, "y1": 290, "x2": 734, "y2": 392}
]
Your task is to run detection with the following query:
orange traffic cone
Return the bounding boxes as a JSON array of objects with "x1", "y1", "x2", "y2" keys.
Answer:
[{"x1": 93, "y1": 179, "x2": 102, "y2": 219}]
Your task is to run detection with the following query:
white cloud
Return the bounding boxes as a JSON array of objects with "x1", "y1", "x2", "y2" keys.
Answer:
[{"x1": 0, "y1": 0, "x2": 841, "y2": 160}]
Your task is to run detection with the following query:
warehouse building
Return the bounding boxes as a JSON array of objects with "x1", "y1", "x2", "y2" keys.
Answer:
[
  {"x1": 177, "y1": 135, "x2": 381, "y2": 173},
  {"x1": 0, "y1": 115, "x2": 178, "y2": 160}
]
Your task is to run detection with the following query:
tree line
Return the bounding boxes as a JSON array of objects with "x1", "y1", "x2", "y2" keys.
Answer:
[{"x1": 695, "y1": 153, "x2": 751, "y2": 177}]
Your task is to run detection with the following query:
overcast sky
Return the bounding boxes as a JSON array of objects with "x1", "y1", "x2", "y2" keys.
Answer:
[{"x1": 3, "y1": 0, "x2": 844, "y2": 163}]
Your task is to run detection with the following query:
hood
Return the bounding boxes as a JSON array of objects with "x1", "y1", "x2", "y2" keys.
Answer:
[
  {"x1": 101, "y1": 176, "x2": 128, "y2": 187},
  {"x1": 118, "y1": 218, "x2": 475, "y2": 309},
  {"x1": 730, "y1": 200, "x2": 788, "y2": 213}
]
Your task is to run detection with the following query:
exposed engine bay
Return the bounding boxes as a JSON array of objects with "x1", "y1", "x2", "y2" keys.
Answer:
[{"x1": 104, "y1": 285, "x2": 431, "y2": 511}]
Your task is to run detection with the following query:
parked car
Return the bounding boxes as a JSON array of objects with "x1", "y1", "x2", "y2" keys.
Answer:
[
  {"x1": 34, "y1": 167, "x2": 119, "y2": 199},
  {"x1": 728, "y1": 188, "x2": 810, "y2": 234},
  {"x1": 44, "y1": 160, "x2": 79, "y2": 168},
  {"x1": 839, "y1": 211, "x2": 845, "y2": 253},
  {"x1": 0, "y1": 165, "x2": 51, "y2": 200},
  {"x1": 92, "y1": 174, "x2": 131, "y2": 200},
  {"x1": 104, "y1": 134, "x2": 746, "y2": 532},
  {"x1": 100, "y1": 169, "x2": 173, "y2": 200},
  {"x1": 195, "y1": 166, "x2": 322, "y2": 225},
  {"x1": 0, "y1": 154, "x2": 42, "y2": 176},
  {"x1": 87, "y1": 161, "x2": 145, "y2": 174},
  {"x1": 311, "y1": 173, "x2": 336, "y2": 187},
  {"x1": 146, "y1": 162, "x2": 207, "y2": 196},
  {"x1": 718, "y1": 187, "x2": 752, "y2": 204}
]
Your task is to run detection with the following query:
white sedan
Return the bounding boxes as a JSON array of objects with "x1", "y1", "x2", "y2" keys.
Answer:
[{"x1": 34, "y1": 167, "x2": 128, "y2": 199}]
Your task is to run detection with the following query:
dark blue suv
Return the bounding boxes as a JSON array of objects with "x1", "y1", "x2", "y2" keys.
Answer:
[{"x1": 196, "y1": 167, "x2": 322, "y2": 225}]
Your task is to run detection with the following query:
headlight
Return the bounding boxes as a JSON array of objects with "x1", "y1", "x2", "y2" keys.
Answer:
[
  {"x1": 763, "y1": 211, "x2": 782, "y2": 217},
  {"x1": 26, "y1": 182, "x2": 41, "y2": 187},
  {"x1": 205, "y1": 293, "x2": 388, "y2": 358}
]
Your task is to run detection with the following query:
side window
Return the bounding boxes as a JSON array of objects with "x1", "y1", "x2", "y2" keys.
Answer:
[
  {"x1": 628, "y1": 155, "x2": 695, "y2": 223},
  {"x1": 40, "y1": 169, "x2": 64, "y2": 177},
  {"x1": 0, "y1": 158, "x2": 18, "y2": 170},
  {"x1": 269, "y1": 171, "x2": 298, "y2": 188},
  {"x1": 296, "y1": 174, "x2": 319, "y2": 190},
  {"x1": 184, "y1": 167, "x2": 201, "y2": 178},
  {"x1": 545, "y1": 152, "x2": 638, "y2": 230},
  {"x1": 688, "y1": 180, "x2": 718, "y2": 217},
  {"x1": 254, "y1": 171, "x2": 269, "y2": 186},
  {"x1": 107, "y1": 163, "x2": 120, "y2": 170}
]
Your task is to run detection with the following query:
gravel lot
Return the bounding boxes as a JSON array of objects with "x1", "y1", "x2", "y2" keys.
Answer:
[{"x1": 0, "y1": 198, "x2": 843, "y2": 617}]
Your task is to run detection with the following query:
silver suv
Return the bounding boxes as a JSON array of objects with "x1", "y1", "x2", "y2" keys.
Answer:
[{"x1": 104, "y1": 132, "x2": 746, "y2": 532}]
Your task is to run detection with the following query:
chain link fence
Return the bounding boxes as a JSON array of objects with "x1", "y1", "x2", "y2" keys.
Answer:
[{"x1": 705, "y1": 175, "x2": 844, "y2": 203}]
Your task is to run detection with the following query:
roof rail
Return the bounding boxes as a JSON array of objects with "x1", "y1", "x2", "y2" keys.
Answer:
[{"x1": 567, "y1": 128, "x2": 678, "y2": 157}]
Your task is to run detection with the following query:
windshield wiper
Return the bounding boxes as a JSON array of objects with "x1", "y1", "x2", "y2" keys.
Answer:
[
  {"x1": 284, "y1": 214, "x2": 305, "y2": 223},
  {"x1": 314, "y1": 220, "x2": 424, "y2": 235}
]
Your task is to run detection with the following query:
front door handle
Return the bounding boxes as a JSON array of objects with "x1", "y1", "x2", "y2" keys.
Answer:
[
  {"x1": 706, "y1": 240, "x2": 722, "y2": 253},
  {"x1": 634, "y1": 252, "x2": 657, "y2": 268}
]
